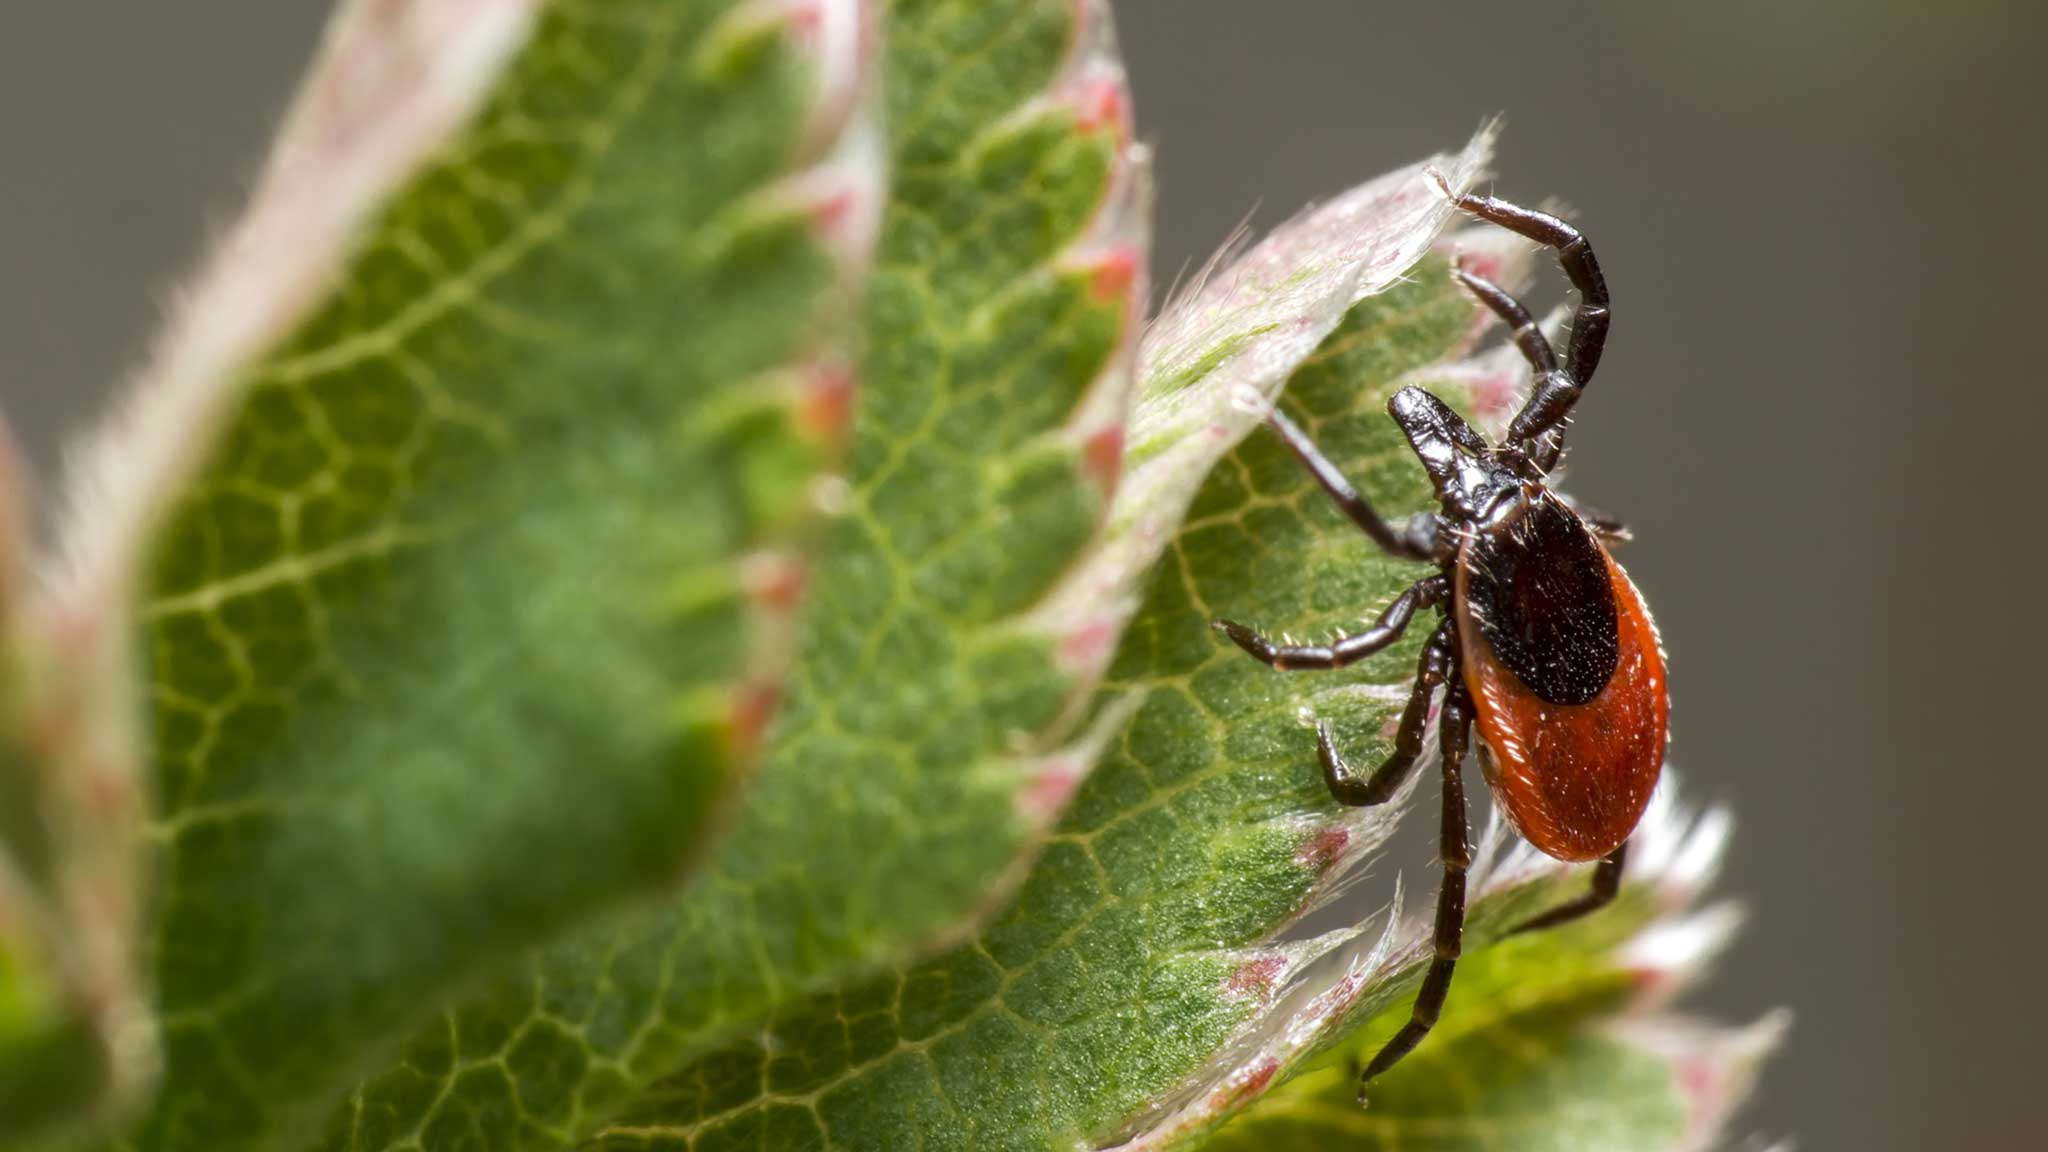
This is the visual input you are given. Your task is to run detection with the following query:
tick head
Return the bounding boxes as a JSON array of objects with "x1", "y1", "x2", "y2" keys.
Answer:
[{"x1": 1388, "y1": 385, "x2": 1523, "y2": 527}]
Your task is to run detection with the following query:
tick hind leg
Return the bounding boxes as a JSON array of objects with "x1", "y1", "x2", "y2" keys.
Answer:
[
  {"x1": 1508, "y1": 841, "x2": 1628, "y2": 936},
  {"x1": 1319, "y1": 621, "x2": 1455, "y2": 807},
  {"x1": 1357, "y1": 678, "x2": 1474, "y2": 1099}
]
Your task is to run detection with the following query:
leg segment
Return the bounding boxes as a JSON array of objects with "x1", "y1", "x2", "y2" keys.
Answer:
[
  {"x1": 1507, "y1": 841, "x2": 1628, "y2": 936},
  {"x1": 1319, "y1": 621, "x2": 1455, "y2": 807},
  {"x1": 1215, "y1": 576, "x2": 1445, "y2": 672},
  {"x1": 1452, "y1": 264, "x2": 1568, "y2": 473},
  {"x1": 1267, "y1": 409, "x2": 1437, "y2": 561},
  {"x1": 1357, "y1": 679, "x2": 1474, "y2": 1097},
  {"x1": 1452, "y1": 264, "x2": 1558, "y2": 378},
  {"x1": 1442, "y1": 185, "x2": 1610, "y2": 448}
]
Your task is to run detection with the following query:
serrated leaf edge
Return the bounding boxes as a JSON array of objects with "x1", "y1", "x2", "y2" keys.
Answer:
[{"x1": 1028, "y1": 126, "x2": 1498, "y2": 721}]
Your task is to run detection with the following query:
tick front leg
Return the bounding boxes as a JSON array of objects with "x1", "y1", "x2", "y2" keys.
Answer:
[
  {"x1": 1357, "y1": 679, "x2": 1474, "y2": 1099},
  {"x1": 1267, "y1": 409, "x2": 1437, "y2": 562},
  {"x1": 1432, "y1": 172, "x2": 1611, "y2": 449},
  {"x1": 1320, "y1": 622, "x2": 1456, "y2": 807},
  {"x1": 1507, "y1": 840, "x2": 1628, "y2": 936},
  {"x1": 1214, "y1": 576, "x2": 1445, "y2": 671}
]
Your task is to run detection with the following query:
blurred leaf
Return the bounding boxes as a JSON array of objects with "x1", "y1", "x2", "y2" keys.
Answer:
[
  {"x1": 95, "y1": 1, "x2": 881, "y2": 1147},
  {"x1": 0, "y1": 421, "x2": 149, "y2": 1145},
  {"x1": 322, "y1": 1, "x2": 1151, "y2": 1149}
]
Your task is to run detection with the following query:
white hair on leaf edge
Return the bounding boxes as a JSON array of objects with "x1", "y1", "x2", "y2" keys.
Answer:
[{"x1": 1102, "y1": 772, "x2": 1768, "y2": 1151}]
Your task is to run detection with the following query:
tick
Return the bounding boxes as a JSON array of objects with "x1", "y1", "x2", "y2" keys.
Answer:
[{"x1": 1212, "y1": 181, "x2": 1667, "y2": 1097}]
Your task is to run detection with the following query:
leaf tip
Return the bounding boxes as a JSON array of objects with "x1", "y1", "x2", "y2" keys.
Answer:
[
  {"x1": 1620, "y1": 901, "x2": 1747, "y2": 1006},
  {"x1": 780, "y1": 0, "x2": 879, "y2": 160},
  {"x1": 1613, "y1": 1009, "x2": 1790, "y2": 1152},
  {"x1": 1061, "y1": 59, "x2": 1131, "y2": 143}
]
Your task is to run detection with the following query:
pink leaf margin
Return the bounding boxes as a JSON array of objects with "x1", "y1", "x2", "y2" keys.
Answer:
[{"x1": 1028, "y1": 123, "x2": 1499, "y2": 714}]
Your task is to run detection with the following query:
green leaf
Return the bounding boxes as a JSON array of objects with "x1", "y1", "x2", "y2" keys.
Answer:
[
  {"x1": 1107, "y1": 787, "x2": 1766, "y2": 1151},
  {"x1": 1196, "y1": 893, "x2": 1785, "y2": 1152},
  {"x1": 571, "y1": 145, "x2": 1561, "y2": 1152},
  {"x1": 321, "y1": 2, "x2": 1150, "y2": 1149},
  {"x1": 80, "y1": 1, "x2": 881, "y2": 1147}
]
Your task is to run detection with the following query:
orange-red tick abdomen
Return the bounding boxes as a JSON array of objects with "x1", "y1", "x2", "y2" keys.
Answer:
[{"x1": 1456, "y1": 505, "x2": 1667, "y2": 863}]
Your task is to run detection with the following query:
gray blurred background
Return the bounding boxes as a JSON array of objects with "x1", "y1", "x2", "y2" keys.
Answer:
[{"x1": 4, "y1": 2, "x2": 2045, "y2": 1148}]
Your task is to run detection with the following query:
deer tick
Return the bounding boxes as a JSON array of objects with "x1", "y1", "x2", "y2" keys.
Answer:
[{"x1": 1213, "y1": 180, "x2": 1667, "y2": 1097}]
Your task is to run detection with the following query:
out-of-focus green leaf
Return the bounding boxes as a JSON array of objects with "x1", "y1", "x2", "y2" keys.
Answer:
[
  {"x1": 110, "y1": 1, "x2": 879, "y2": 1147},
  {"x1": 322, "y1": 2, "x2": 1151, "y2": 1149}
]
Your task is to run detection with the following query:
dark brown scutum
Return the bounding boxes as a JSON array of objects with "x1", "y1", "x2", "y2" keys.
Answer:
[{"x1": 1460, "y1": 495, "x2": 1619, "y2": 707}]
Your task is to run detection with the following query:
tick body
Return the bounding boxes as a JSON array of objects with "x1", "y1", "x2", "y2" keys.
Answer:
[
  {"x1": 1212, "y1": 182, "x2": 1667, "y2": 1098},
  {"x1": 1457, "y1": 492, "x2": 1666, "y2": 862}
]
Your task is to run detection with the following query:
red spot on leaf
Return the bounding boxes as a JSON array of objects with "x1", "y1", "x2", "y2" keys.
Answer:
[
  {"x1": 1073, "y1": 75, "x2": 1128, "y2": 139},
  {"x1": 811, "y1": 185, "x2": 855, "y2": 236},
  {"x1": 1675, "y1": 1053, "x2": 1724, "y2": 1132},
  {"x1": 1626, "y1": 961, "x2": 1679, "y2": 1004},
  {"x1": 1296, "y1": 825, "x2": 1350, "y2": 873},
  {"x1": 1021, "y1": 756, "x2": 1083, "y2": 824},
  {"x1": 727, "y1": 680, "x2": 782, "y2": 762},
  {"x1": 1088, "y1": 246, "x2": 1138, "y2": 304},
  {"x1": 83, "y1": 760, "x2": 137, "y2": 823},
  {"x1": 1300, "y1": 972, "x2": 1366, "y2": 1023},
  {"x1": 1058, "y1": 616, "x2": 1117, "y2": 675},
  {"x1": 1081, "y1": 423, "x2": 1124, "y2": 497},
  {"x1": 797, "y1": 361, "x2": 857, "y2": 443},
  {"x1": 741, "y1": 551, "x2": 807, "y2": 612},
  {"x1": 1215, "y1": 1058, "x2": 1280, "y2": 1109},
  {"x1": 1228, "y1": 955, "x2": 1288, "y2": 999},
  {"x1": 784, "y1": 0, "x2": 824, "y2": 43}
]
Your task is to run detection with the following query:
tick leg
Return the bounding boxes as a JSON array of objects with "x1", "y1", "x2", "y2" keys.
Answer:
[
  {"x1": 1268, "y1": 409, "x2": 1436, "y2": 561},
  {"x1": 1215, "y1": 577, "x2": 1445, "y2": 671},
  {"x1": 1451, "y1": 264, "x2": 1571, "y2": 472},
  {"x1": 1320, "y1": 622, "x2": 1455, "y2": 806},
  {"x1": 1438, "y1": 179, "x2": 1609, "y2": 449},
  {"x1": 1358, "y1": 678, "x2": 1474, "y2": 1098},
  {"x1": 1452, "y1": 263, "x2": 1558, "y2": 378},
  {"x1": 1507, "y1": 841, "x2": 1628, "y2": 936}
]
